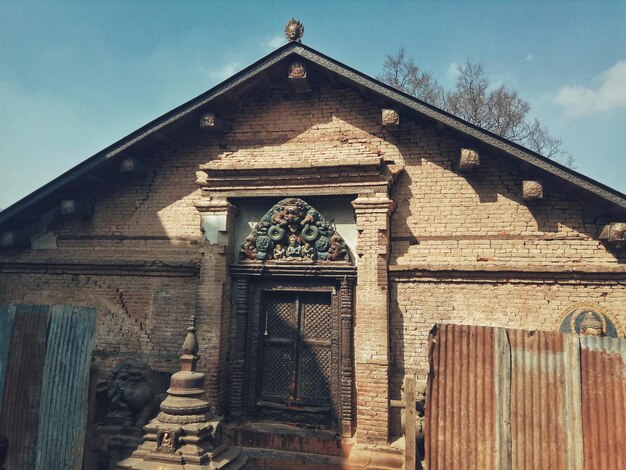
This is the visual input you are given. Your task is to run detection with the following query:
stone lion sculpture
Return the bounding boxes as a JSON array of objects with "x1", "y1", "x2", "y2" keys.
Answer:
[{"x1": 107, "y1": 358, "x2": 160, "y2": 427}]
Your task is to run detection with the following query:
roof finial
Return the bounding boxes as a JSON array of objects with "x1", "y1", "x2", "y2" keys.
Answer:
[{"x1": 285, "y1": 18, "x2": 304, "y2": 42}]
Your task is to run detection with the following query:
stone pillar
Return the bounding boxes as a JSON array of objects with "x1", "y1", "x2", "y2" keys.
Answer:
[
  {"x1": 194, "y1": 197, "x2": 238, "y2": 415},
  {"x1": 351, "y1": 195, "x2": 395, "y2": 445}
]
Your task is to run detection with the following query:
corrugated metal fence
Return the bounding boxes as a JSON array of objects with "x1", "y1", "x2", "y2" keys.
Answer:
[
  {"x1": 0, "y1": 304, "x2": 97, "y2": 470},
  {"x1": 425, "y1": 323, "x2": 626, "y2": 470}
]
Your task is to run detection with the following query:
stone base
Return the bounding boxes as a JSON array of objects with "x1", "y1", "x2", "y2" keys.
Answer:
[
  {"x1": 96, "y1": 424, "x2": 144, "y2": 470},
  {"x1": 232, "y1": 422, "x2": 405, "y2": 469},
  {"x1": 118, "y1": 444, "x2": 247, "y2": 470},
  {"x1": 117, "y1": 418, "x2": 247, "y2": 470}
]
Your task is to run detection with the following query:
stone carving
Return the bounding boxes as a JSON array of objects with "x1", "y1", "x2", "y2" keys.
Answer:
[
  {"x1": 558, "y1": 303, "x2": 623, "y2": 338},
  {"x1": 459, "y1": 148, "x2": 480, "y2": 172},
  {"x1": 382, "y1": 109, "x2": 400, "y2": 127},
  {"x1": 284, "y1": 18, "x2": 304, "y2": 42},
  {"x1": 199, "y1": 112, "x2": 215, "y2": 128},
  {"x1": 118, "y1": 317, "x2": 245, "y2": 469},
  {"x1": 156, "y1": 429, "x2": 178, "y2": 453},
  {"x1": 240, "y1": 198, "x2": 349, "y2": 263},
  {"x1": 107, "y1": 358, "x2": 157, "y2": 427},
  {"x1": 522, "y1": 180, "x2": 544, "y2": 201},
  {"x1": 600, "y1": 222, "x2": 626, "y2": 249},
  {"x1": 289, "y1": 61, "x2": 307, "y2": 79}
]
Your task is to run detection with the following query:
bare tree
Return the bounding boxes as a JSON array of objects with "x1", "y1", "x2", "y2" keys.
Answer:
[
  {"x1": 379, "y1": 50, "x2": 570, "y2": 162},
  {"x1": 378, "y1": 47, "x2": 445, "y2": 107}
]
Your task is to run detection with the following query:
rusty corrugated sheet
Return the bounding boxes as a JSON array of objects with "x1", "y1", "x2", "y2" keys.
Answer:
[
  {"x1": 0, "y1": 304, "x2": 17, "y2": 412},
  {"x1": 580, "y1": 335, "x2": 626, "y2": 469},
  {"x1": 425, "y1": 324, "x2": 497, "y2": 469},
  {"x1": 426, "y1": 323, "x2": 626, "y2": 470},
  {"x1": 0, "y1": 304, "x2": 51, "y2": 469},
  {"x1": 35, "y1": 305, "x2": 97, "y2": 470}
]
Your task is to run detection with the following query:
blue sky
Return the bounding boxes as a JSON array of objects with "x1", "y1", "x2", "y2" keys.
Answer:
[{"x1": 1, "y1": 1, "x2": 625, "y2": 209}]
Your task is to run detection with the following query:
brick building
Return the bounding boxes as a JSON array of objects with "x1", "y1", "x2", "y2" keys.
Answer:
[{"x1": 1, "y1": 24, "x2": 625, "y2": 469}]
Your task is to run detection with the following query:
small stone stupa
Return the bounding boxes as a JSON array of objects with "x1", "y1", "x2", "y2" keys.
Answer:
[{"x1": 118, "y1": 317, "x2": 245, "y2": 469}]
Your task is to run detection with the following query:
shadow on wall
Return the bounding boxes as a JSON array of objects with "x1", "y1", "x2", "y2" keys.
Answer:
[{"x1": 388, "y1": 135, "x2": 623, "y2": 264}]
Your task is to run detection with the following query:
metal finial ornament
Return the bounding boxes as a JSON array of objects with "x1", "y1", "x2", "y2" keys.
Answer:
[{"x1": 285, "y1": 18, "x2": 304, "y2": 42}]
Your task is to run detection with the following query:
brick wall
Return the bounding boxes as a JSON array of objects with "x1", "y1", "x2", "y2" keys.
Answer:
[{"x1": 1, "y1": 76, "x2": 624, "y2": 448}]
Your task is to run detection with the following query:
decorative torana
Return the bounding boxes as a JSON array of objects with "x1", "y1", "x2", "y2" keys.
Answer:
[{"x1": 240, "y1": 198, "x2": 349, "y2": 263}]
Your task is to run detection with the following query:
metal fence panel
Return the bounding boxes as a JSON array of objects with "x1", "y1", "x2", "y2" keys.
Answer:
[
  {"x1": 0, "y1": 304, "x2": 17, "y2": 413},
  {"x1": 426, "y1": 324, "x2": 625, "y2": 470},
  {"x1": 35, "y1": 305, "x2": 98, "y2": 470},
  {"x1": 0, "y1": 304, "x2": 51, "y2": 469}
]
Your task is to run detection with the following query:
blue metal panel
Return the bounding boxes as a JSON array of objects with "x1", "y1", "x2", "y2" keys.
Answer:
[
  {"x1": 0, "y1": 304, "x2": 16, "y2": 412},
  {"x1": 0, "y1": 304, "x2": 51, "y2": 470},
  {"x1": 35, "y1": 305, "x2": 97, "y2": 470}
]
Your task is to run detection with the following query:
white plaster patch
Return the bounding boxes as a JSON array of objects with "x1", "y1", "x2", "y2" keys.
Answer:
[{"x1": 201, "y1": 214, "x2": 228, "y2": 245}]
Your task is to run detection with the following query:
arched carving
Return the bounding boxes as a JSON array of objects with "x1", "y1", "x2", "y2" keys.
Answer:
[
  {"x1": 239, "y1": 198, "x2": 350, "y2": 263},
  {"x1": 557, "y1": 303, "x2": 624, "y2": 338}
]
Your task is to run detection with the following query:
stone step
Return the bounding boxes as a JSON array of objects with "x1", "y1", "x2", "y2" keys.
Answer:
[
  {"x1": 240, "y1": 447, "x2": 344, "y2": 470},
  {"x1": 234, "y1": 423, "x2": 351, "y2": 457},
  {"x1": 212, "y1": 445, "x2": 249, "y2": 470}
]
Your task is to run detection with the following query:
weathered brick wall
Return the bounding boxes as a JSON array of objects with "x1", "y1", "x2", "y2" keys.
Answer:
[
  {"x1": 390, "y1": 277, "x2": 626, "y2": 380},
  {"x1": 1, "y1": 76, "x2": 624, "y2": 447},
  {"x1": 0, "y1": 271, "x2": 196, "y2": 379},
  {"x1": 389, "y1": 123, "x2": 625, "y2": 268}
]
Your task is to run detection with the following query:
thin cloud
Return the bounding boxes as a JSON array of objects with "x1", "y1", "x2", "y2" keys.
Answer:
[
  {"x1": 555, "y1": 60, "x2": 626, "y2": 117},
  {"x1": 262, "y1": 35, "x2": 285, "y2": 51},
  {"x1": 209, "y1": 62, "x2": 239, "y2": 82},
  {"x1": 523, "y1": 53, "x2": 534, "y2": 62}
]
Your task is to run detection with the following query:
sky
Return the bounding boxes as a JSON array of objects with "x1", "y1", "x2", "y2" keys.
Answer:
[{"x1": 1, "y1": 1, "x2": 625, "y2": 210}]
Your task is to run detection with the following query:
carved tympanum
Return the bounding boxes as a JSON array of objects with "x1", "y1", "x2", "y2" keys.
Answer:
[
  {"x1": 240, "y1": 198, "x2": 349, "y2": 263},
  {"x1": 558, "y1": 304, "x2": 623, "y2": 338}
]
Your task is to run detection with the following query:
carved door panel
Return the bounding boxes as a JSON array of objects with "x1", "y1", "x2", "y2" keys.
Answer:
[
  {"x1": 298, "y1": 293, "x2": 332, "y2": 406},
  {"x1": 259, "y1": 292, "x2": 332, "y2": 408},
  {"x1": 259, "y1": 293, "x2": 297, "y2": 402}
]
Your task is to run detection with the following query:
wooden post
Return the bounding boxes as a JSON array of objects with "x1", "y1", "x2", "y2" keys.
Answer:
[{"x1": 405, "y1": 376, "x2": 417, "y2": 470}]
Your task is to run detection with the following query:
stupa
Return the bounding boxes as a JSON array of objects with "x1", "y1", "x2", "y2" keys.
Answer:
[{"x1": 118, "y1": 317, "x2": 246, "y2": 469}]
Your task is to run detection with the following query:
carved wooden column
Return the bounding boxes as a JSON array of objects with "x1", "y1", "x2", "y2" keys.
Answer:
[
  {"x1": 229, "y1": 276, "x2": 249, "y2": 422},
  {"x1": 194, "y1": 197, "x2": 238, "y2": 415},
  {"x1": 339, "y1": 277, "x2": 355, "y2": 437},
  {"x1": 351, "y1": 195, "x2": 395, "y2": 445}
]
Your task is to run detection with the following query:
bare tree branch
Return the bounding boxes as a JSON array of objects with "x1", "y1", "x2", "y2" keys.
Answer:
[{"x1": 379, "y1": 50, "x2": 572, "y2": 165}]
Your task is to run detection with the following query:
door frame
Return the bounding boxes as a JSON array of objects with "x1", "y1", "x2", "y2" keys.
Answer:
[{"x1": 229, "y1": 271, "x2": 355, "y2": 437}]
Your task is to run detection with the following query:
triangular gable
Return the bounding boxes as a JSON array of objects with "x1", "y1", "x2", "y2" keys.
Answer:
[{"x1": 1, "y1": 41, "x2": 625, "y2": 230}]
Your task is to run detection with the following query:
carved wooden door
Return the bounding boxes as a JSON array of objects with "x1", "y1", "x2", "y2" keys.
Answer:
[{"x1": 259, "y1": 291, "x2": 332, "y2": 408}]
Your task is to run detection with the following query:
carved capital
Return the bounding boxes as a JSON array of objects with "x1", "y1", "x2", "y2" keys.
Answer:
[
  {"x1": 194, "y1": 198, "x2": 238, "y2": 216},
  {"x1": 351, "y1": 195, "x2": 395, "y2": 215}
]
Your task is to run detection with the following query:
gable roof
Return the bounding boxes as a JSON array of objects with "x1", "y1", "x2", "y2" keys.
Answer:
[{"x1": 1, "y1": 41, "x2": 626, "y2": 230}]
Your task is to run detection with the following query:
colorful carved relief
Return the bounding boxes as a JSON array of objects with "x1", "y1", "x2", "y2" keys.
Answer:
[
  {"x1": 240, "y1": 198, "x2": 349, "y2": 263},
  {"x1": 558, "y1": 303, "x2": 623, "y2": 338}
]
